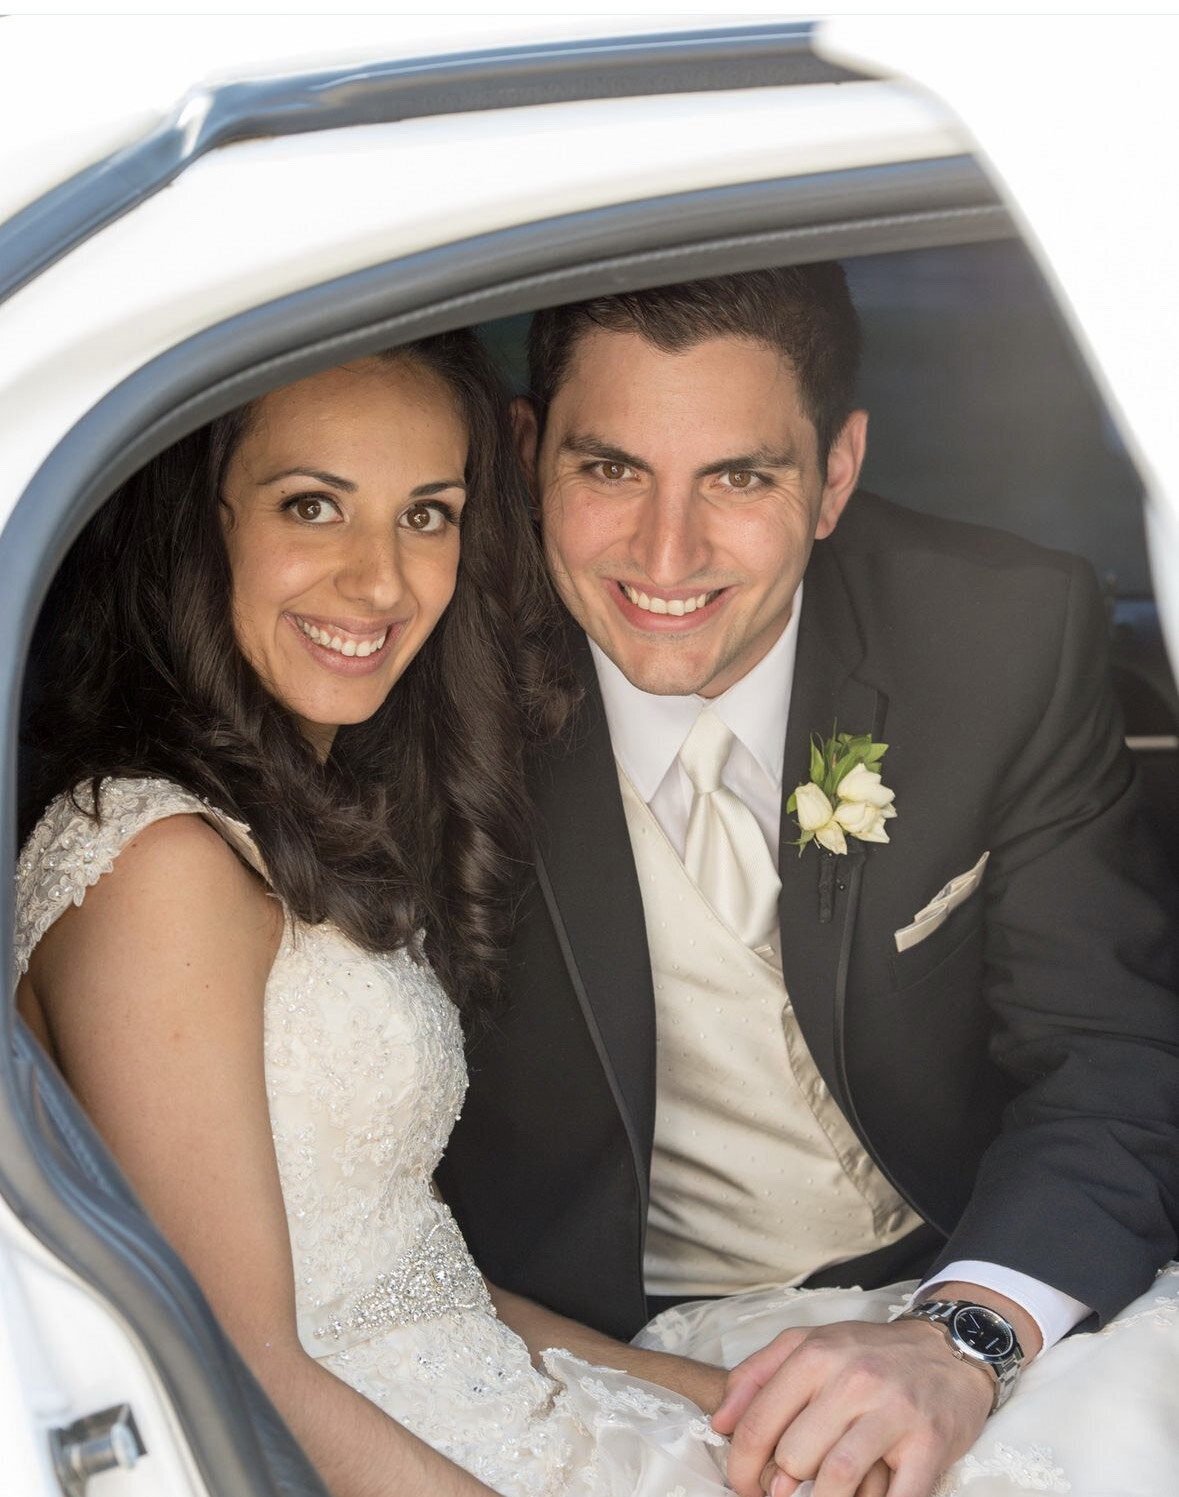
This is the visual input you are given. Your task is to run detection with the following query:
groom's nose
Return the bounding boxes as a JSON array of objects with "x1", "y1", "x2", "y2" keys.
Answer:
[{"x1": 630, "y1": 484, "x2": 709, "y2": 587}]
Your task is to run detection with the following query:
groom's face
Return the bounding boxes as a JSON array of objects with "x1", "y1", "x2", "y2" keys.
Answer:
[{"x1": 521, "y1": 329, "x2": 865, "y2": 698}]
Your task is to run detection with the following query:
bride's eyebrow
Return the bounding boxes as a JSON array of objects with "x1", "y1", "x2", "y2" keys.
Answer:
[
  {"x1": 412, "y1": 479, "x2": 468, "y2": 497},
  {"x1": 259, "y1": 466, "x2": 357, "y2": 491}
]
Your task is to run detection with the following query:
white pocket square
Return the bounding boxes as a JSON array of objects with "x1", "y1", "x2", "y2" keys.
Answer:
[{"x1": 894, "y1": 852, "x2": 989, "y2": 952}]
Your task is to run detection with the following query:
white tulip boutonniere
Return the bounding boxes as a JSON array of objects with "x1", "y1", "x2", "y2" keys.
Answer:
[{"x1": 787, "y1": 730, "x2": 897, "y2": 857}]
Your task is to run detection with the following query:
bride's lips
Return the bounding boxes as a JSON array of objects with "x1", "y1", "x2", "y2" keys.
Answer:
[
  {"x1": 610, "y1": 579, "x2": 730, "y2": 630},
  {"x1": 284, "y1": 612, "x2": 405, "y2": 675}
]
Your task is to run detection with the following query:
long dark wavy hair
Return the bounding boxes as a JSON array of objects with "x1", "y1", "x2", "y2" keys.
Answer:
[{"x1": 22, "y1": 330, "x2": 574, "y2": 1021}]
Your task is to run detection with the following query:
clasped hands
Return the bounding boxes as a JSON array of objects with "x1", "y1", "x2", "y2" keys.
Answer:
[{"x1": 710, "y1": 1315, "x2": 996, "y2": 1497}]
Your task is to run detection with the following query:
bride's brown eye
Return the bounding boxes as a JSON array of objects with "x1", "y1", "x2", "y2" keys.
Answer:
[
  {"x1": 405, "y1": 504, "x2": 435, "y2": 531},
  {"x1": 284, "y1": 494, "x2": 338, "y2": 523}
]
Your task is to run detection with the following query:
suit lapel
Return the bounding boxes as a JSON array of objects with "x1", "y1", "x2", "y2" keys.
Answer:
[
  {"x1": 529, "y1": 630, "x2": 657, "y2": 1200},
  {"x1": 778, "y1": 537, "x2": 888, "y2": 1100}
]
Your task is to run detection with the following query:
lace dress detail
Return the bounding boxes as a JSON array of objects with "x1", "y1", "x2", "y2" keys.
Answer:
[
  {"x1": 15, "y1": 780, "x2": 730, "y2": 1497},
  {"x1": 13, "y1": 778, "x2": 261, "y2": 980}
]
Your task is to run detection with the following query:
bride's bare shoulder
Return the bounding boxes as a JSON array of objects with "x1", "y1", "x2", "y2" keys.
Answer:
[{"x1": 26, "y1": 809, "x2": 282, "y2": 1032}]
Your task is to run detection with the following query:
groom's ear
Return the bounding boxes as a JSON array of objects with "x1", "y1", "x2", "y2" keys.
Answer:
[
  {"x1": 815, "y1": 408, "x2": 868, "y2": 540},
  {"x1": 511, "y1": 396, "x2": 541, "y2": 494}
]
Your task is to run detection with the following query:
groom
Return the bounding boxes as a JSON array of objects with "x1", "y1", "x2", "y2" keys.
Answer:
[{"x1": 440, "y1": 266, "x2": 1179, "y2": 1495}]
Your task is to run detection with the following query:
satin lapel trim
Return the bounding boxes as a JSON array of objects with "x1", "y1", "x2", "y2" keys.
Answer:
[
  {"x1": 529, "y1": 634, "x2": 657, "y2": 1200},
  {"x1": 777, "y1": 540, "x2": 887, "y2": 1099}
]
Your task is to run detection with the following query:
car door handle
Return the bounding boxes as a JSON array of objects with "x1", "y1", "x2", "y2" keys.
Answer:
[{"x1": 49, "y1": 1403, "x2": 145, "y2": 1497}]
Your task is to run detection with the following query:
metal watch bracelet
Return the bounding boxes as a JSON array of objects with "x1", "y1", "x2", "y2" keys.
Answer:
[{"x1": 897, "y1": 1299, "x2": 1024, "y2": 1413}]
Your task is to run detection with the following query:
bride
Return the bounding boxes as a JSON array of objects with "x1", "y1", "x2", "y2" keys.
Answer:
[{"x1": 14, "y1": 331, "x2": 1179, "y2": 1497}]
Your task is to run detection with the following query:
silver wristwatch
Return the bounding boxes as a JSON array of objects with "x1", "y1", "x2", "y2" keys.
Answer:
[{"x1": 898, "y1": 1299, "x2": 1024, "y2": 1412}]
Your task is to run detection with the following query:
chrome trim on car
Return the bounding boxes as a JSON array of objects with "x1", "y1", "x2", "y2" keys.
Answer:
[{"x1": 0, "y1": 22, "x2": 865, "y2": 307}]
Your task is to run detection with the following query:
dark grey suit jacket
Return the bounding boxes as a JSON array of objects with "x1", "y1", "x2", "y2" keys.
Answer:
[{"x1": 440, "y1": 494, "x2": 1179, "y2": 1341}]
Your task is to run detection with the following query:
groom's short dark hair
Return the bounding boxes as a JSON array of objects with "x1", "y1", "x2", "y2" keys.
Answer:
[{"x1": 526, "y1": 263, "x2": 862, "y2": 463}]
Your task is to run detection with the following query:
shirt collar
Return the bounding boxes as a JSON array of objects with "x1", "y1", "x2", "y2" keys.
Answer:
[{"x1": 589, "y1": 584, "x2": 802, "y2": 801}]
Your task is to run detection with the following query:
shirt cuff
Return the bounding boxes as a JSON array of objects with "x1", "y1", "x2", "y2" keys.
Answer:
[{"x1": 911, "y1": 1259, "x2": 1092, "y2": 1355}]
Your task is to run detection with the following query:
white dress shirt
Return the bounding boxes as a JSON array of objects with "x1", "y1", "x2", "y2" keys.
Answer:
[{"x1": 589, "y1": 591, "x2": 1089, "y2": 1352}]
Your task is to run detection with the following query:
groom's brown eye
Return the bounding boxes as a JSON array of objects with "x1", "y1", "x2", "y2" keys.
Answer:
[
  {"x1": 728, "y1": 470, "x2": 752, "y2": 488},
  {"x1": 601, "y1": 462, "x2": 627, "y2": 481}
]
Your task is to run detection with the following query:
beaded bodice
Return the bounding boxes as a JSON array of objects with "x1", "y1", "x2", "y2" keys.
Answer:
[
  {"x1": 13, "y1": 779, "x2": 586, "y2": 1494},
  {"x1": 15, "y1": 779, "x2": 485, "y2": 1332}
]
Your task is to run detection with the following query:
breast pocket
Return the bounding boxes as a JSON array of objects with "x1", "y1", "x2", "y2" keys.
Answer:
[{"x1": 888, "y1": 895, "x2": 985, "y2": 987}]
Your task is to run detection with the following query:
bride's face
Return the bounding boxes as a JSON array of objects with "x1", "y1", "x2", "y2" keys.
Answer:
[{"x1": 221, "y1": 356, "x2": 468, "y2": 756}]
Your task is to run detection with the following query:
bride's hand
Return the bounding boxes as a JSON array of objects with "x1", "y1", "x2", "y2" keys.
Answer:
[{"x1": 490, "y1": 1283, "x2": 728, "y2": 1413}]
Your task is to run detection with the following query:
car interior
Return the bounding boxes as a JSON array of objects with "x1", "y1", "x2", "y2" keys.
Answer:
[{"x1": 3, "y1": 62, "x2": 1177, "y2": 1491}]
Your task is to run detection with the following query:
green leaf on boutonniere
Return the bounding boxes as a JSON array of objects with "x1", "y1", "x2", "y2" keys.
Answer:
[
  {"x1": 809, "y1": 739, "x2": 825, "y2": 785},
  {"x1": 831, "y1": 749, "x2": 857, "y2": 787}
]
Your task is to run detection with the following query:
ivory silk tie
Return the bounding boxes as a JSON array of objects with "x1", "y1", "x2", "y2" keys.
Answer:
[{"x1": 679, "y1": 709, "x2": 782, "y2": 949}]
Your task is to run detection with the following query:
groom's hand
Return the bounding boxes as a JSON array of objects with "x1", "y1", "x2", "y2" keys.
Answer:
[{"x1": 712, "y1": 1317, "x2": 993, "y2": 1497}]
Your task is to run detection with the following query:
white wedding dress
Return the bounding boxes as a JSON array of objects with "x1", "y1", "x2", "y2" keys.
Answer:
[{"x1": 15, "y1": 778, "x2": 1179, "y2": 1497}]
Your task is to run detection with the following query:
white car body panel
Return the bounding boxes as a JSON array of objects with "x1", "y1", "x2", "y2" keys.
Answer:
[
  {"x1": 0, "y1": 1194, "x2": 205, "y2": 1496},
  {"x1": 0, "y1": 14, "x2": 716, "y2": 221}
]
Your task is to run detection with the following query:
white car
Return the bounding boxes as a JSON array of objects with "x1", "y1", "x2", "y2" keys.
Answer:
[{"x1": 1, "y1": 16, "x2": 1176, "y2": 1496}]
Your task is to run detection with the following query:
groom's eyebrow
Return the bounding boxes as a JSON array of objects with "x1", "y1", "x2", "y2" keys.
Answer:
[
  {"x1": 560, "y1": 432, "x2": 652, "y2": 473},
  {"x1": 697, "y1": 446, "x2": 798, "y2": 476},
  {"x1": 558, "y1": 434, "x2": 799, "y2": 478}
]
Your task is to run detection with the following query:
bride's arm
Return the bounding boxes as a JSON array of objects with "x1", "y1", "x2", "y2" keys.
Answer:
[
  {"x1": 24, "y1": 814, "x2": 498, "y2": 1497},
  {"x1": 487, "y1": 1285, "x2": 728, "y2": 1414}
]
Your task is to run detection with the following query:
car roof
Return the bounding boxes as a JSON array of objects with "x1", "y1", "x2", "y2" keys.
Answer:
[{"x1": 0, "y1": 15, "x2": 788, "y2": 220}]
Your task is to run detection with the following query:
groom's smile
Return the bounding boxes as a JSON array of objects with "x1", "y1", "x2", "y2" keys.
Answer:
[
  {"x1": 520, "y1": 328, "x2": 866, "y2": 699},
  {"x1": 611, "y1": 580, "x2": 729, "y2": 626}
]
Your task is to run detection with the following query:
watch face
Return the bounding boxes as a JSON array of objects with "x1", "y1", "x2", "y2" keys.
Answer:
[{"x1": 951, "y1": 1306, "x2": 1015, "y2": 1359}]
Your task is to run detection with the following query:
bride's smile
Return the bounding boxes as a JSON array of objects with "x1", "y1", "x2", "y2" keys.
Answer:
[
  {"x1": 288, "y1": 612, "x2": 396, "y2": 663},
  {"x1": 220, "y1": 354, "x2": 468, "y2": 754}
]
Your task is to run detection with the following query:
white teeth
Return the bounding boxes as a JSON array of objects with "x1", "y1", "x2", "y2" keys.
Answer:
[
  {"x1": 622, "y1": 584, "x2": 717, "y2": 616},
  {"x1": 295, "y1": 618, "x2": 389, "y2": 657}
]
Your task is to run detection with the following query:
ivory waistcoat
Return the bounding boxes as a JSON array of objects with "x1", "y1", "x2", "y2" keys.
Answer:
[{"x1": 617, "y1": 770, "x2": 920, "y2": 1296}]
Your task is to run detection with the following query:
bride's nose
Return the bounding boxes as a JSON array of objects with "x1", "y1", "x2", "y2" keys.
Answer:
[{"x1": 335, "y1": 529, "x2": 406, "y2": 611}]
